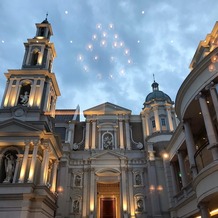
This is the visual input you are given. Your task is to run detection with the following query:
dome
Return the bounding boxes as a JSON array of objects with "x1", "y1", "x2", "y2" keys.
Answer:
[
  {"x1": 145, "y1": 90, "x2": 172, "y2": 103},
  {"x1": 145, "y1": 81, "x2": 173, "y2": 103}
]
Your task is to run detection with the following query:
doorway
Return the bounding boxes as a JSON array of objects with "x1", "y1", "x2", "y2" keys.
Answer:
[{"x1": 97, "y1": 183, "x2": 120, "y2": 218}]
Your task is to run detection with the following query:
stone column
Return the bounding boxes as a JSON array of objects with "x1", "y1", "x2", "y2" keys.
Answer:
[
  {"x1": 127, "y1": 167, "x2": 135, "y2": 217},
  {"x1": 153, "y1": 106, "x2": 160, "y2": 132},
  {"x1": 166, "y1": 107, "x2": 174, "y2": 132},
  {"x1": 147, "y1": 159, "x2": 161, "y2": 216},
  {"x1": 0, "y1": 154, "x2": 3, "y2": 182},
  {"x1": 40, "y1": 144, "x2": 50, "y2": 185},
  {"x1": 114, "y1": 128, "x2": 118, "y2": 149},
  {"x1": 205, "y1": 82, "x2": 218, "y2": 121},
  {"x1": 18, "y1": 140, "x2": 30, "y2": 183},
  {"x1": 50, "y1": 160, "x2": 59, "y2": 193},
  {"x1": 82, "y1": 167, "x2": 88, "y2": 217},
  {"x1": 27, "y1": 139, "x2": 39, "y2": 183},
  {"x1": 13, "y1": 155, "x2": 22, "y2": 183},
  {"x1": 1, "y1": 79, "x2": 9, "y2": 107},
  {"x1": 177, "y1": 150, "x2": 188, "y2": 187},
  {"x1": 125, "y1": 120, "x2": 131, "y2": 150},
  {"x1": 196, "y1": 92, "x2": 218, "y2": 160},
  {"x1": 36, "y1": 79, "x2": 45, "y2": 107},
  {"x1": 198, "y1": 202, "x2": 211, "y2": 218},
  {"x1": 119, "y1": 119, "x2": 124, "y2": 149},
  {"x1": 98, "y1": 129, "x2": 101, "y2": 149},
  {"x1": 145, "y1": 112, "x2": 150, "y2": 136},
  {"x1": 56, "y1": 160, "x2": 69, "y2": 217},
  {"x1": 28, "y1": 79, "x2": 37, "y2": 107},
  {"x1": 170, "y1": 162, "x2": 179, "y2": 195},
  {"x1": 89, "y1": 168, "x2": 95, "y2": 215},
  {"x1": 85, "y1": 121, "x2": 90, "y2": 150},
  {"x1": 183, "y1": 120, "x2": 197, "y2": 177},
  {"x1": 121, "y1": 166, "x2": 127, "y2": 213},
  {"x1": 91, "y1": 120, "x2": 96, "y2": 149},
  {"x1": 163, "y1": 158, "x2": 174, "y2": 208}
]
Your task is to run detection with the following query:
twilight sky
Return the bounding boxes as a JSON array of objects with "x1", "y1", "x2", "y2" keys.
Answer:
[{"x1": 0, "y1": 0, "x2": 218, "y2": 119}]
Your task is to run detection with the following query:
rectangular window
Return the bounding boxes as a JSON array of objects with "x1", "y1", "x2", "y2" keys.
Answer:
[
  {"x1": 161, "y1": 118, "x2": 166, "y2": 126},
  {"x1": 152, "y1": 120, "x2": 156, "y2": 128}
]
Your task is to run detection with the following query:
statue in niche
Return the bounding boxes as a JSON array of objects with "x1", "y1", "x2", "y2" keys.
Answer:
[
  {"x1": 4, "y1": 154, "x2": 15, "y2": 183},
  {"x1": 20, "y1": 91, "x2": 29, "y2": 106},
  {"x1": 135, "y1": 174, "x2": 142, "y2": 185},
  {"x1": 137, "y1": 199, "x2": 144, "y2": 212},
  {"x1": 73, "y1": 200, "x2": 79, "y2": 213},
  {"x1": 103, "y1": 133, "x2": 113, "y2": 150},
  {"x1": 75, "y1": 175, "x2": 81, "y2": 186}
]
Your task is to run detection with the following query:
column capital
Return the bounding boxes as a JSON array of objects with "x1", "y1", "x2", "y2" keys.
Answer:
[
  {"x1": 195, "y1": 92, "x2": 204, "y2": 100},
  {"x1": 205, "y1": 81, "x2": 215, "y2": 90}
]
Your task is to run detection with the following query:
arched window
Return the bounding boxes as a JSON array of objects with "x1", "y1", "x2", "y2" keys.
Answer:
[
  {"x1": 31, "y1": 50, "x2": 39, "y2": 65},
  {"x1": 38, "y1": 27, "x2": 45, "y2": 37},
  {"x1": 1, "y1": 150, "x2": 18, "y2": 183},
  {"x1": 18, "y1": 81, "x2": 31, "y2": 106}
]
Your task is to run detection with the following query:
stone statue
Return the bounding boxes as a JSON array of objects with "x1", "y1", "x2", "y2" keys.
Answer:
[
  {"x1": 75, "y1": 175, "x2": 81, "y2": 186},
  {"x1": 73, "y1": 200, "x2": 79, "y2": 213},
  {"x1": 103, "y1": 134, "x2": 113, "y2": 150},
  {"x1": 20, "y1": 91, "x2": 29, "y2": 106},
  {"x1": 4, "y1": 154, "x2": 15, "y2": 183},
  {"x1": 135, "y1": 174, "x2": 142, "y2": 185},
  {"x1": 137, "y1": 199, "x2": 144, "y2": 212}
]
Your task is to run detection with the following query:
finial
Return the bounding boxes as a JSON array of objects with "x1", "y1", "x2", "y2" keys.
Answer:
[
  {"x1": 46, "y1": 12, "x2": 48, "y2": 20},
  {"x1": 153, "y1": 73, "x2": 155, "y2": 82}
]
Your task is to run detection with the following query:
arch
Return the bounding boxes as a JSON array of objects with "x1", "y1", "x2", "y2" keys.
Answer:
[
  {"x1": 17, "y1": 80, "x2": 32, "y2": 106},
  {"x1": 96, "y1": 168, "x2": 121, "y2": 176},
  {"x1": 0, "y1": 148, "x2": 19, "y2": 183},
  {"x1": 30, "y1": 49, "x2": 40, "y2": 65}
]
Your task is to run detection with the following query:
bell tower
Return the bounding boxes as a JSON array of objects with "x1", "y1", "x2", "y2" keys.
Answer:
[
  {"x1": 0, "y1": 17, "x2": 62, "y2": 218},
  {"x1": 0, "y1": 16, "x2": 60, "y2": 120}
]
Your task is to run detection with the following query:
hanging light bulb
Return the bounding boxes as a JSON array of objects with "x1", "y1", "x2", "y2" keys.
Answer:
[
  {"x1": 209, "y1": 63, "x2": 216, "y2": 72},
  {"x1": 211, "y1": 55, "x2": 218, "y2": 63}
]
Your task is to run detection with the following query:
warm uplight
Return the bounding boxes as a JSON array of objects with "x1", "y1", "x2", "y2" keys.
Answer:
[
  {"x1": 90, "y1": 201, "x2": 94, "y2": 211},
  {"x1": 157, "y1": 185, "x2": 163, "y2": 191},
  {"x1": 57, "y1": 186, "x2": 63, "y2": 193},
  {"x1": 149, "y1": 185, "x2": 155, "y2": 191},
  {"x1": 210, "y1": 208, "x2": 218, "y2": 216},
  {"x1": 123, "y1": 202, "x2": 127, "y2": 211},
  {"x1": 195, "y1": 208, "x2": 218, "y2": 218},
  {"x1": 211, "y1": 55, "x2": 218, "y2": 63},
  {"x1": 162, "y1": 152, "x2": 169, "y2": 159},
  {"x1": 209, "y1": 63, "x2": 216, "y2": 72}
]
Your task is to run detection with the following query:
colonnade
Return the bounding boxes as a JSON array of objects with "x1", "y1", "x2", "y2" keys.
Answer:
[
  {"x1": 164, "y1": 82, "x2": 218, "y2": 217},
  {"x1": 0, "y1": 139, "x2": 59, "y2": 193}
]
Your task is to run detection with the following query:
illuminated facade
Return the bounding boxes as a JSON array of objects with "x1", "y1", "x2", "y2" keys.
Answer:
[{"x1": 0, "y1": 18, "x2": 218, "y2": 218}]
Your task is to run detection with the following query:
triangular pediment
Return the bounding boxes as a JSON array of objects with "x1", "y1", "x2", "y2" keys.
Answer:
[
  {"x1": 0, "y1": 118, "x2": 41, "y2": 133},
  {"x1": 84, "y1": 102, "x2": 131, "y2": 116},
  {"x1": 90, "y1": 150, "x2": 127, "y2": 160}
]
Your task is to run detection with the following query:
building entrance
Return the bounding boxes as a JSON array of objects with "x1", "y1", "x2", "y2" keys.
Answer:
[{"x1": 97, "y1": 183, "x2": 120, "y2": 218}]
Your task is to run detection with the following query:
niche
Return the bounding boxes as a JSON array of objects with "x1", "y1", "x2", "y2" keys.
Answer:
[{"x1": 18, "y1": 81, "x2": 31, "y2": 106}]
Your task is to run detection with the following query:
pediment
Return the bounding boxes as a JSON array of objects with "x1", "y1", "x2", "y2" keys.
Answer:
[
  {"x1": 90, "y1": 150, "x2": 127, "y2": 160},
  {"x1": 84, "y1": 102, "x2": 131, "y2": 116},
  {"x1": 0, "y1": 118, "x2": 41, "y2": 133}
]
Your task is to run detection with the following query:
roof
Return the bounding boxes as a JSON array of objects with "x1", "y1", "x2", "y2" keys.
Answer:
[
  {"x1": 55, "y1": 109, "x2": 79, "y2": 122},
  {"x1": 145, "y1": 81, "x2": 172, "y2": 104}
]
